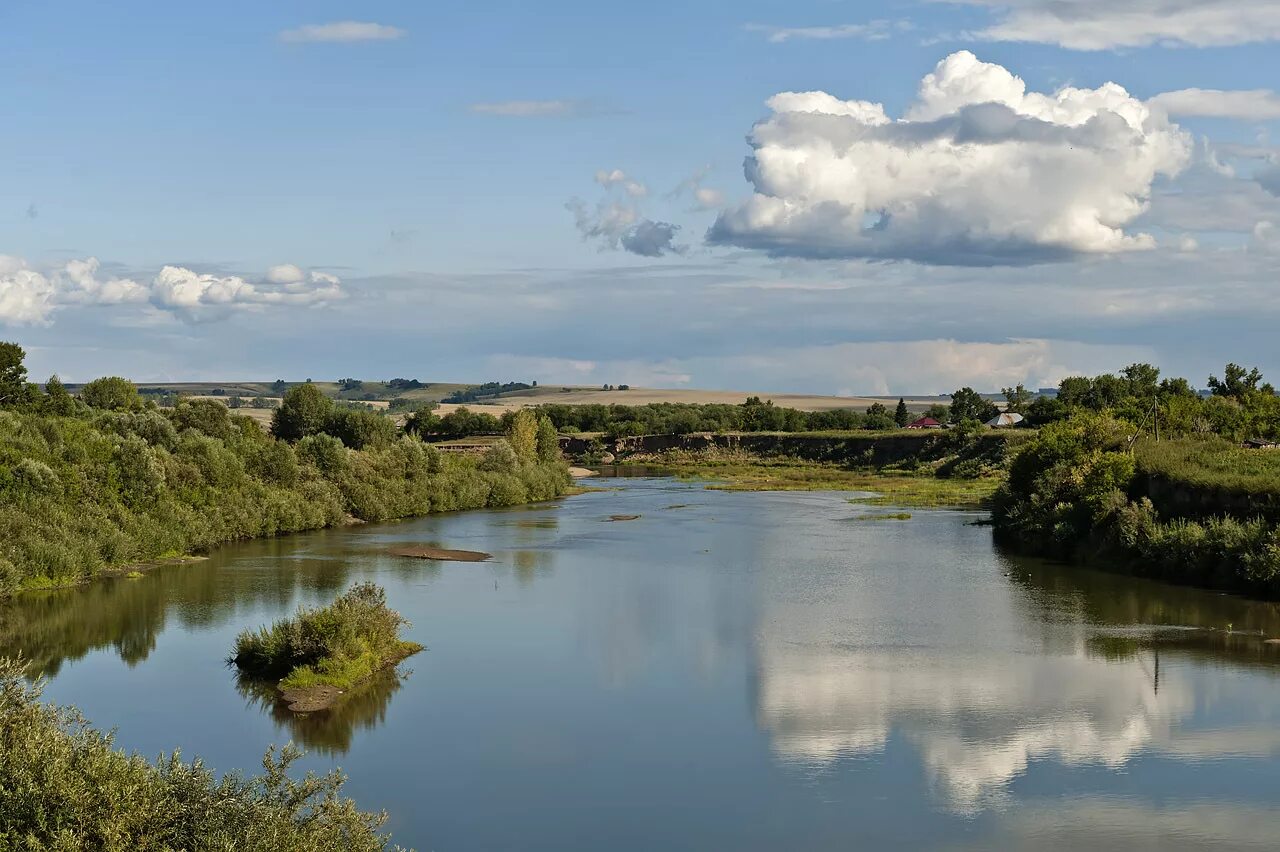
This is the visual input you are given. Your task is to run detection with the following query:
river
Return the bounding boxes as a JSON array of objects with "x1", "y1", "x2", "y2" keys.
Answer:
[{"x1": 4, "y1": 476, "x2": 1280, "y2": 850}]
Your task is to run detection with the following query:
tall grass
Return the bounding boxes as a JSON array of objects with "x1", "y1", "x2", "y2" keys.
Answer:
[{"x1": 1136, "y1": 437, "x2": 1280, "y2": 497}]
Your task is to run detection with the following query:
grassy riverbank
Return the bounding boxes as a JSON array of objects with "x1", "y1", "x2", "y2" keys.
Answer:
[
  {"x1": 0, "y1": 658, "x2": 405, "y2": 851},
  {"x1": 0, "y1": 371, "x2": 569, "y2": 599},
  {"x1": 618, "y1": 435, "x2": 1011, "y2": 508}
]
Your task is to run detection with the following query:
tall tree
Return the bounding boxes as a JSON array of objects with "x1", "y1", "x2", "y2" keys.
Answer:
[
  {"x1": 79, "y1": 376, "x2": 141, "y2": 411},
  {"x1": 42, "y1": 374, "x2": 76, "y2": 416},
  {"x1": 506, "y1": 409, "x2": 539, "y2": 463},
  {"x1": 0, "y1": 341, "x2": 36, "y2": 409},
  {"x1": 1208, "y1": 363, "x2": 1273, "y2": 400},
  {"x1": 1001, "y1": 384, "x2": 1033, "y2": 415},
  {"x1": 271, "y1": 383, "x2": 332, "y2": 441},
  {"x1": 948, "y1": 387, "x2": 999, "y2": 424},
  {"x1": 894, "y1": 397, "x2": 910, "y2": 427}
]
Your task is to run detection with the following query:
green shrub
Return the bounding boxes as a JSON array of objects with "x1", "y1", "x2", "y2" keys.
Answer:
[
  {"x1": 232, "y1": 583, "x2": 421, "y2": 691},
  {"x1": 0, "y1": 659, "x2": 405, "y2": 851}
]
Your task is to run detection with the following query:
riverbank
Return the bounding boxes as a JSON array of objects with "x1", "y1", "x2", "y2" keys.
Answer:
[
  {"x1": 605, "y1": 433, "x2": 1017, "y2": 508},
  {"x1": 0, "y1": 403, "x2": 570, "y2": 599},
  {"x1": 993, "y1": 415, "x2": 1280, "y2": 600}
]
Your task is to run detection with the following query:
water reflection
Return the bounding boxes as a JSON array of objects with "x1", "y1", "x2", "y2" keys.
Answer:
[
  {"x1": 751, "y1": 516, "x2": 1280, "y2": 813},
  {"x1": 6, "y1": 482, "x2": 1280, "y2": 849},
  {"x1": 235, "y1": 668, "x2": 409, "y2": 756}
]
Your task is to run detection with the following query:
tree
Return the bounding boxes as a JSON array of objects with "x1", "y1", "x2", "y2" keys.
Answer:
[
  {"x1": 1121, "y1": 363, "x2": 1161, "y2": 399},
  {"x1": 42, "y1": 374, "x2": 77, "y2": 416},
  {"x1": 1001, "y1": 384, "x2": 1033, "y2": 415},
  {"x1": 271, "y1": 383, "x2": 332, "y2": 441},
  {"x1": 403, "y1": 406, "x2": 442, "y2": 438},
  {"x1": 504, "y1": 409, "x2": 540, "y2": 460},
  {"x1": 0, "y1": 342, "x2": 36, "y2": 409},
  {"x1": 323, "y1": 408, "x2": 396, "y2": 450},
  {"x1": 535, "y1": 415, "x2": 561, "y2": 463},
  {"x1": 948, "y1": 387, "x2": 998, "y2": 424},
  {"x1": 864, "y1": 402, "x2": 896, "y2": 431},
  {"x1": 894, "y1": 398, "x2": 910, "y2": 427},
  {"x1": 80, "y1": 376, "x2": 141, "y2": 411},
  {"x1": 271, "y1": 379, "x2": 286, "y2": 393},
  {"x1": 923, "y1": 403, "x2": 950, "y2": 422},
  {"x1": 1208, "y1": 363, "x2": 1272, "y2": 400}
]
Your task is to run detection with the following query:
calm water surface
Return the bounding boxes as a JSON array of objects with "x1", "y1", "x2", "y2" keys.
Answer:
[{"x1": 5, "y1": 477, "x2": 1280, "y2": 850}]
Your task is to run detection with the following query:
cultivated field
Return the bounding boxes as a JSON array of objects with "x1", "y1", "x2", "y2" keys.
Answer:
[{"x1": 97, "y1": 380, "x2": 947, "y2": 415}]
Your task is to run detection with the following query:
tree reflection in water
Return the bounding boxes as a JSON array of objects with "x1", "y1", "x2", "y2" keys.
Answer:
[{"x1": 234, "y1": 667, "x2": 409, "y2": 756}]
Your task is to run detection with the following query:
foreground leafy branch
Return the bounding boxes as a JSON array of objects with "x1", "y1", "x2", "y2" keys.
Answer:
[{"x1": 0, "y1": 658, "x2": 408, "y2": 852}]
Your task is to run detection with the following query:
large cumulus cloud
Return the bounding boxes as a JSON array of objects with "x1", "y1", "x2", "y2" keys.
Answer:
[{"x1": 709, "y1": 52, "x2": 1192, "y2": 266}]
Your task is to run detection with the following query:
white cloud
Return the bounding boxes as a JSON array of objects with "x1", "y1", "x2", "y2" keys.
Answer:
[
  {"x1": 151, "y1": 266, "x2": 344, "y2": 320},
  {"x1": 745, "y1": 21, "x2": 901, "y2": 43},
  {"x1": 266, "y1": 263, "x2": 306, "y2": 285},
  {"x1": 709, "y1": 51, "x2": 1192, "y2": 265},
  {"x1": 1149, "y1": 89, "x2": 1280, "y2": 120},
  {"x1": 0, "y1": 256, "x2": 343, "y2": 326},
  {"x1": 944, "y1": 0, "x2": 1280, "y2": 50},
  {"x1": 279, "y1": 21, "x2": 405, "y2": 44},
  {"x1": 594, "y1": 169, "x2": 647, "y2": 198},
  {"x1": 468, "y1": 100, "x2": 581, "y2": 117},
  {"x1": 0, "y1": 256, "x2": 57, "y2": 325}
]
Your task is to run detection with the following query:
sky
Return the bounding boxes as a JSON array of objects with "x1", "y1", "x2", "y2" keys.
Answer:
[{"x1": 3, "y1": 0, "x2": 1280, "y2": 395}]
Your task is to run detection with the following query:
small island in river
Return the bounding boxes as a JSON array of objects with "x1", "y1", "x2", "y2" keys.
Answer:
[{"x1": 231, "y1": 582, "x2": 422, "y2": 713}]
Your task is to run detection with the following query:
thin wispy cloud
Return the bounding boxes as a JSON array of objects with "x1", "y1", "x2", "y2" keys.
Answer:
[
  {"x1": 468, "y1": 100, "x2": 584, "y2": 117},
  {"x1": 745, "y1": 21, "x2": 904, "y2": 43},
  {"x1": 279, "y1": 21, "x2": 406, "y2": 44},
  {"x1": 1148, "y1": 89, "x2": 1280, "y2": 121},
  {"x1": 937, "y1": 0, "x2": 1280, "y2": 50}
]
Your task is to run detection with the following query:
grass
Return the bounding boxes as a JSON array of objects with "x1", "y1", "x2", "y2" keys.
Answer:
[
  {"x1": 635, "y1": 454, "x2": 999, "y2": 508},
  {"x1": 1136, "y1": 437, "x2": 1280, "y2": 497},
  {"x1": 232, "y1": 583, "x2": 422, "y2": 696},
  {"x1": 850, "y1": 512, "x2": 913, "y2": 521}
]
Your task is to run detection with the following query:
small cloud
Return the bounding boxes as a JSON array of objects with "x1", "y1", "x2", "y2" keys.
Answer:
[
  {"x1": 595, "y1": 169, "x2": 647, "y2": 198},
  {"x1": 468, "y1": 100, "x2": 583, "y2": 117},
  {"x1": 24, "y1": 203, "x2": 37, "y2": 220},
  {"x1": 745, "y1": 20, "x2": 904, "y2": 43},
  {"x1": 266, "y1": 263, "x2": 306, "y2": 285},
  {"x1": 669, "y1": 167, "x2": 725, "y2": 210},
  {"x1": 567, "y1": 169, "x2": 682, "y2": 258},
  {"x1": 279, "y1": 21, "x2": 405, "y2": 44}
]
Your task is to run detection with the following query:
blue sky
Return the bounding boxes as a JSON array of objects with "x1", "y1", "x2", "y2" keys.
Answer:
[{"x1": 3, "y1": 1, "x2": 1280, "y2": 393}]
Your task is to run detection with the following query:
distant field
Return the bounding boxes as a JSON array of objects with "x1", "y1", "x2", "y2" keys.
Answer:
[{"x1": 75, "y1": 380, "x2": 947, "y2": 414}]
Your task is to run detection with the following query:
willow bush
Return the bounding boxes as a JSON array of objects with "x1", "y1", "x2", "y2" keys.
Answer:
[{"x1": 0, "y1": 658, "x2": 407, "y2": 851}]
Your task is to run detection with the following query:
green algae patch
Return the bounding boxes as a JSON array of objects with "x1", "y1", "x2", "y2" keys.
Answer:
[{"x1": 231, "y1": 582, "x2": 422, "y2": 713}]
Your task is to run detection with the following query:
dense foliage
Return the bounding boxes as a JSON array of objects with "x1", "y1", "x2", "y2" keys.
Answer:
[
  {"x1": 514, "y1": 397, "x2": 931, "y2": 437},
  {"x1": 994, "y1": 413, "x2": 1280, "y2": 598},
  {"x1": 442, "y1": 381, "x2": 533, "y2": 404},
  {"x1": 0, "y1": 658, "x2": 405, "y2": 851},
  {"x1": 233, "y1": 582, "x2": 421, "y2": 691},
  {"x1": 0, "y1": 344, "x2": 570, "y2": 599}
]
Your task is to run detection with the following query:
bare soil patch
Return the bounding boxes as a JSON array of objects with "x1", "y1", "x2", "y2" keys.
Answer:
[{"x1": 390, "y1": 546, "x2": 492, "y2": 562}]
